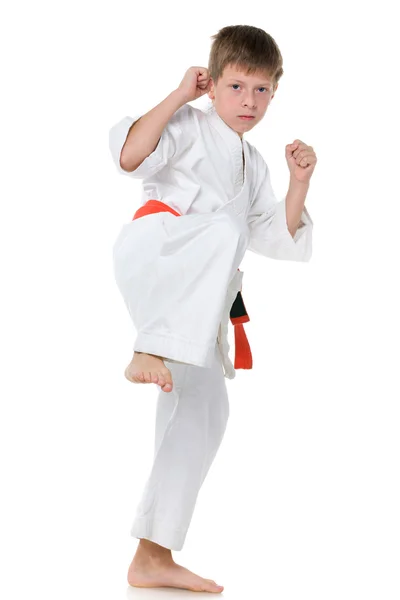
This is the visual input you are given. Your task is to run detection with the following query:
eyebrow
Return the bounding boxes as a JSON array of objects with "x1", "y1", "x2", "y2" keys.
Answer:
[{"x1": 228, "y1": 78, "x2": 271, "y2": 86}]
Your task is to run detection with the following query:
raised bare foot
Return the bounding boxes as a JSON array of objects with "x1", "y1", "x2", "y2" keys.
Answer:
[
  {"x1": 127, "y1": 540, "x2": 224, "y2": 593},
  {"x1": 124, "y1": 352, "x2": 173, "y2": 392}
]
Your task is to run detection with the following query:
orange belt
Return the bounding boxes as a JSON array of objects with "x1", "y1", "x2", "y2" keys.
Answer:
[{"x1": 132, "y1": 200, "x2": 253, "y2": 370}]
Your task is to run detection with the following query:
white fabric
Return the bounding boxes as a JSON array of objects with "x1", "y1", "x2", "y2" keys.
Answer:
[
  {"x1": 109, "y1": 103, "x2": 313, "y2": 257},
  {"x1": 109, "y1": 102, "x2": 314, "y2": 378},
  {"x1": 112, "y1": 209, "x2": 248, "y2": 379},
  {"x1": 130, "y1": 341, "x2": 229, "y2": 551}
]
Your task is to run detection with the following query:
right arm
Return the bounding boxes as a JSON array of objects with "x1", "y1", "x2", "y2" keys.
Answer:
[
  {"x1": 110, "y1": 67, "x2": 211, "y2": 177},
  {"x1": 119, "y1": 90, "x2": 188, "y2": 172}
]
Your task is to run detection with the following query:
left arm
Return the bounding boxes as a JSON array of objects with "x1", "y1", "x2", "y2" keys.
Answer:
[
  {"x1": 246, "y1": 141, "x2": 317, "y2": 262},
  {"x1": 246, "y1": 151, "x2": 314, "y2": 262}
]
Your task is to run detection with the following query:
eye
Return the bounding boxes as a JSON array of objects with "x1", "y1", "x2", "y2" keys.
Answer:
[{"x1": 231, "y1": 84, "x2": 269, "y2": 92}]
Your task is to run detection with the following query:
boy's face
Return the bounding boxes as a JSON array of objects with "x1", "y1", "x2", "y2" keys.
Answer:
[{"x1": 207, "y1": 63, "x2": 277, "y2": 139}]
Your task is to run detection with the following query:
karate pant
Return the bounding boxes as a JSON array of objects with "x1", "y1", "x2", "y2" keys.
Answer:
[
  {"x1": 129, "y1": 341, "x2": 229, "y2": 550},
  {"x1": 112, "y1": 208, "x2": 248, "y2": 549}
]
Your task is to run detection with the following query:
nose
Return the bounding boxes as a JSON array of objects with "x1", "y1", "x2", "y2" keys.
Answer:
[{"x1": 242, "y1": 95, "x2": 256, "y2": 109}]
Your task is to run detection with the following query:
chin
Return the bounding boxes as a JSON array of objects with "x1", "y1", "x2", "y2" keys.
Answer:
[{"x1": 239, "y1": 119, "x2": 256, "y2": 128}]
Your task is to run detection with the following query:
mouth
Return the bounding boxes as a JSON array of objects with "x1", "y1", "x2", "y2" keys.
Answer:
[{"x1": 238, "y1": 115, "x2": 255, "y2": 120}]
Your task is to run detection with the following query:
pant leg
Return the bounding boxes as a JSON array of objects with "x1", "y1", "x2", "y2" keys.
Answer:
[
  {"x1": 112, "y1": 210, "x2": 249, "y2": 368},
  {"x1": 130, "y1": 341, "x2": 229, "y2": 550}
]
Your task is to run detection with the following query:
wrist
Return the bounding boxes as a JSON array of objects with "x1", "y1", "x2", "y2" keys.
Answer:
[
  {"x1": 289, "y1": 176, "x2": 310, "y2": 188},
  {"x1": 171, "y1": 88, "x2": 190, "y2": 107}
]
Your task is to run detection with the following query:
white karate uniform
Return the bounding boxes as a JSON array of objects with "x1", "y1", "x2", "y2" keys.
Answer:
[
  {"x1": 110, "y1": 102, "x2": 314, "y2": 380},
  {"x1": 109, "y1": 101, "x2": 314, "y2": 550}
]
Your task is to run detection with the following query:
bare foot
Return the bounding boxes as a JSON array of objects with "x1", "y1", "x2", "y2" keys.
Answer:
[
  {"x1": 127, "y1": 539, "x2": 224, "y2": 593},
  {"x1": 124, "y1": 352, "x2": 173, "y2": 393}
]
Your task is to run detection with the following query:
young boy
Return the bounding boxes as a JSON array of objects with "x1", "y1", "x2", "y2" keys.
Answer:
[{"x1": 109, "y1": 25, "x2": 316, "y2": 594}]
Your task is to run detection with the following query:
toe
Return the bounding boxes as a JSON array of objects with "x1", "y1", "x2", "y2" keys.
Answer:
[
  {"x1": 204, "y1": 581, "x2": 224, "y2": 592},
  {"x1": 143, "y1": 371, "x2": 152, "y2": 383},
  {"x1": 160, "y1": 368, "x2": 172, "y2": 384}
]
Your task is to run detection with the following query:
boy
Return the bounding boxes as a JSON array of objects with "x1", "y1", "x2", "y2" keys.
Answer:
[{"x1": 109, "y1": 25, "x2": 317, "y2": 594}]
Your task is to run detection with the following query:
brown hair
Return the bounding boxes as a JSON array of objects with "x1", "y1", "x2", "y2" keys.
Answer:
[{"x1": 208, "y1": 25, "x2": 283, "y2": 91}]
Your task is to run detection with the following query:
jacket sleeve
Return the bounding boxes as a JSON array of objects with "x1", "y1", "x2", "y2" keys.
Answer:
[
  {"x1": 108, "y1": 104, "x2": 194, "y2": 179},
  {"x1": 246, "y1": 151, "x2": 314, "y2": 262}
]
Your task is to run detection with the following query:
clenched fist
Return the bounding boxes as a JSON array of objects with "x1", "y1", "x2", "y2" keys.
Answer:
[
  {"x1": 176, "y1": 66, "x2": 213, "y2": 103},
  {"x1": 285, "y1": 140, "x2": 317, "y2": 184}
]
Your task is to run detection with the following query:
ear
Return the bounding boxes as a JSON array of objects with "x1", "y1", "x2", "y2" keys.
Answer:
[
  {"x1": 271, "y1": 82, "x2": 279, "y2": 99},
  {"x1": 207, "y1": 78, "x2": 215, "y2": 100}
]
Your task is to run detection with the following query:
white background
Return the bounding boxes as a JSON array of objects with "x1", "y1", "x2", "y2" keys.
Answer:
[{"x1": 2, "y1": 1, "x2": 400, "y2": 598}]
